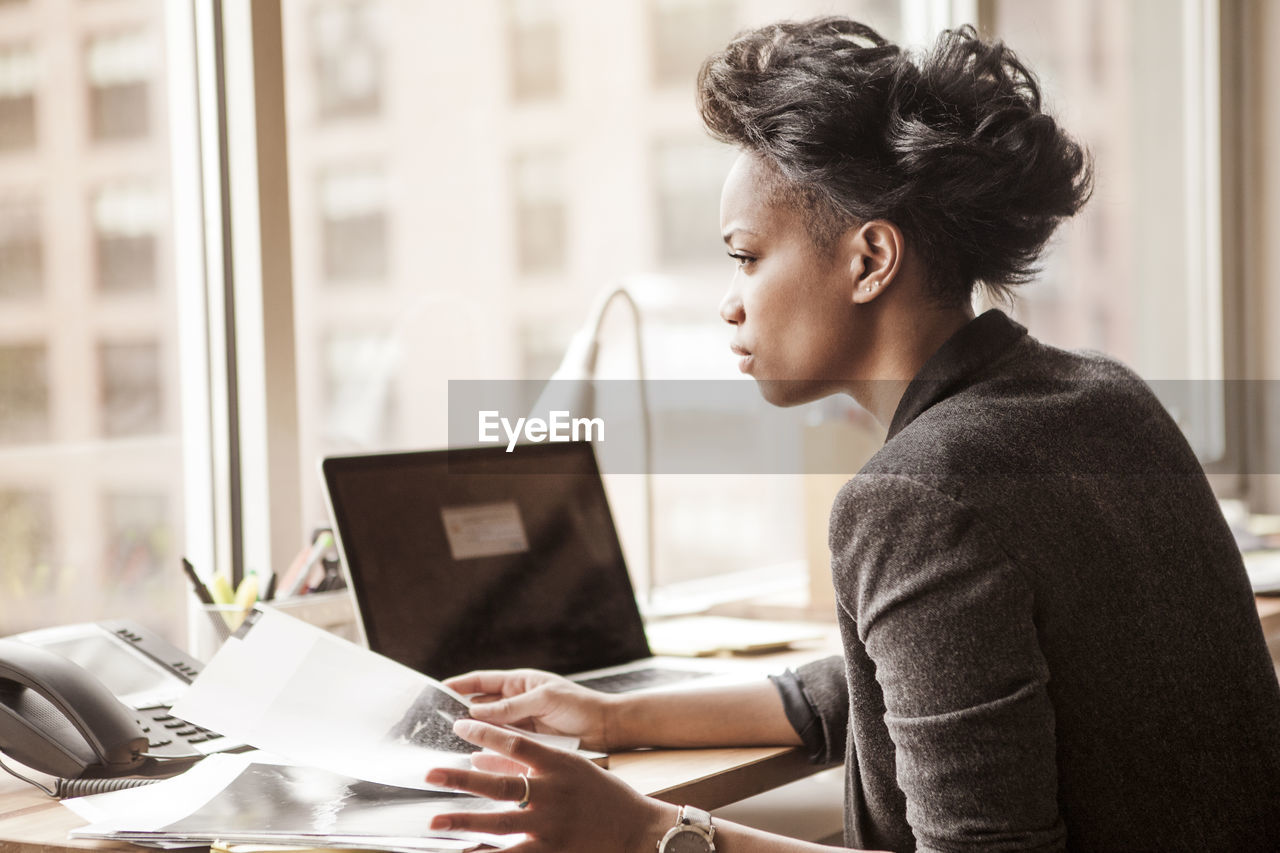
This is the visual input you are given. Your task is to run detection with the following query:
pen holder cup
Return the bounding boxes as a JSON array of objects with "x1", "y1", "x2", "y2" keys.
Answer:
[
  {"x1": 192, "y1": 604, "x2": 250, "y2": 662},
  {"x1": 189, "y1": 591, "x2": 360, "y2": 663}
]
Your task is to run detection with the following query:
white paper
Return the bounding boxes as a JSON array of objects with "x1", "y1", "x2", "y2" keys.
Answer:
[
  {"x1": 171, "y1": 607, "x2": 577, "y2": 791},
  {"x1": 67, "y1": 753, "x2": 519, "y2": 851}
]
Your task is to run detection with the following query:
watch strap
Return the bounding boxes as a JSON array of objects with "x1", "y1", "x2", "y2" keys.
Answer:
[{"x1": 680, "y1": 805, "x2": 714, "y2": 839}]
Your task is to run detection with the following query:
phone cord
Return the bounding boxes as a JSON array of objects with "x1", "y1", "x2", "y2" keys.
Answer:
[
  {"x1": 0, "y1": 753, "x2": 161, "y2": 798},
  {"x1": 53, "y1": 776, "x2": 161, "y2": 798}
]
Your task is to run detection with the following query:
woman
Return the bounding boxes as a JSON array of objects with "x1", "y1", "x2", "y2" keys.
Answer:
[{"x1": 424, "y1": 19, "x2": 1280, "y2": 852}]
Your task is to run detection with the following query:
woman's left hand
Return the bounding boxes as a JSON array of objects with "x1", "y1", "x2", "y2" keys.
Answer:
[{"x1": 426, "y1": 719, "x2": 675, "y2": 852}]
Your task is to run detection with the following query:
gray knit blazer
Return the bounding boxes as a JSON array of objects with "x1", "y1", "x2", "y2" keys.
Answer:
[{"x1": 778, "y1": 310, "x2": 1280, "y2": 852}]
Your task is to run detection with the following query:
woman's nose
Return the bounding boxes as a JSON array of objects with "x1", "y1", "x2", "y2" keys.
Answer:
[{"x1": 719, "y1": 288, "x2": 744, "y2": 325}]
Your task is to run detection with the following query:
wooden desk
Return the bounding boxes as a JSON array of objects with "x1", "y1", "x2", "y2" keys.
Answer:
[{"x1": 1256, "y1": 595, "x2": 1280, "y2": 636}]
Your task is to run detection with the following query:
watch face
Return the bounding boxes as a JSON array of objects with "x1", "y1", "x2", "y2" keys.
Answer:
[{"x1": 664, "y1": 828, "x2": 713, "y2": 853}]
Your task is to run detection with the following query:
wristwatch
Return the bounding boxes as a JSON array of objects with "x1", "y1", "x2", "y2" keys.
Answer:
[{"x1": 657, "y1": 805, "x2": 716, "y2": 852}]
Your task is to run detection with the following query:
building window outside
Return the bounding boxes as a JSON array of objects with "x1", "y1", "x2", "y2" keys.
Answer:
[
  {"x1": 506, "y1": 0, "x2": 560, "y2": 102},
  {"x1": 0, "y1": 197, "x2": 41, "y2": 298},
  {"x1": 513, "y1": 150, "x2": 567, "y2": 275},
  {"x1": 0, "y1": 490, "x2": 54, "y2": 603},
  {"x1": 103, "y1": 492, "x2": 170, "y2": 588},
  {"x1": 654, "y1": 138, "x2": 734, "y2": 265},
  {"x1": 650, "y1": 0, "x2": 737, "y2": 87},
  {"x1": 94, "y1": 182, "x2": 160, "y2": 294},
  {"x1": 311, "y1": 0, "x2": 383, "y2": 121},
  {"x1": 321, "y1": 165, "x2": 388, "y2": 283},
  {"x1": 321, "y1": 330, "x2": 397, "y2": 448},
  {"x1": 0, "y1": 343, "x2": 48, "y2": 443},
  {"x1": 99, "y1": 341, "x2": 162, "y2": 437},
  {"x1": 86, "y1": 30, "x2": 154, "y2": 143},
  {"x1": 0, "y1": 42, "x2": 36, "y2": 151}
]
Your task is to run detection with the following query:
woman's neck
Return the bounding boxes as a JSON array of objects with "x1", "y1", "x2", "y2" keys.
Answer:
[{"x1": 850, "y1": 301, "x2": 976, "y2": 427}]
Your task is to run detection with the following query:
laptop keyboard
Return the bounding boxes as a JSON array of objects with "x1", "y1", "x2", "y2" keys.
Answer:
[{"x1": 574, "y1": 667, "x2": 710, "y2": 694}]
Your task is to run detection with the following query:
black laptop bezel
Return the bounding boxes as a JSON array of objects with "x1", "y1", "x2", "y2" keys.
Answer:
[{"x1": 320, "y1": 442, "x2": 654, "y2": 677}]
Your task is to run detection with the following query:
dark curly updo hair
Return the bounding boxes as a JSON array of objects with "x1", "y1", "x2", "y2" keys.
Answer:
[{"x1": 697, "y1": 18, "x2": 1094, "y2": 305}]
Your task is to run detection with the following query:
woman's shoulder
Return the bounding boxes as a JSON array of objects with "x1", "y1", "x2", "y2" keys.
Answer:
[{"x1": 859, "y1": 335, "x2": 1182, "y2": 489}]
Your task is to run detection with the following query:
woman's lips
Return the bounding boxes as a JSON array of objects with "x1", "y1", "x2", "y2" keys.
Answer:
[{"x1": 731, "y1": 344, "x2": 753, "y2": 374}]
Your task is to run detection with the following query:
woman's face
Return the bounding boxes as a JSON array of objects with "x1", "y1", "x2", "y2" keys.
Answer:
[{"x1": 718, "y1": 153, "x2": 862, "y2": 407}]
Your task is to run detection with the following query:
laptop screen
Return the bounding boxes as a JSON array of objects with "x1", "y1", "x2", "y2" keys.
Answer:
[{"x1": 321, "y1": 443, "x2": 653, "y2": 680}]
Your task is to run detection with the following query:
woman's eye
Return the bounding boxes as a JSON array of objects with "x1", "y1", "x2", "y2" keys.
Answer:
[{"x1": 727, "y1": 251, "x2": 756, "y2": 269}]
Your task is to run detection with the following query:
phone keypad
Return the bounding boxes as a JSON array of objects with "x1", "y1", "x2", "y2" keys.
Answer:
[{"x1": 135, "y1": 704, "x2": 228, "y2": 757}]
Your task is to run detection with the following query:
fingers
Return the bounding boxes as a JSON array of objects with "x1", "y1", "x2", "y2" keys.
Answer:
[
  {"x1": 467, "y1": 689, "x2": 548, "y2": 725},
  {"x1": 452, "y1": 719, "x2": 564, "y2": 773},
  {"x1": 425, "y1": 766, "x2": 527, "y2": 803},
  {"x1": 444, "y1": 669, "x2": 548, "y2": 697},
  {"x1": 430, "y1": 807, "x2": 528, "y2": 837},
  {"x1": 471, "y1": 751, "x2": 526, "y2": 775}
]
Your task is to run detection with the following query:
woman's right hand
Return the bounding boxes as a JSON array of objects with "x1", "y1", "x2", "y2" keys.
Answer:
[{"x1": 443, "y1": 669, "x2": 620, "y2": 752}]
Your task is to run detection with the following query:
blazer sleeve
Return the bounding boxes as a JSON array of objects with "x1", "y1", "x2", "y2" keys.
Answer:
[
  {"x1": 769, "y1": 655, "x2": 848, "y2": 765},
  {"x1": 831, "y1": 473, "x2": 1066, "y2": 853}
]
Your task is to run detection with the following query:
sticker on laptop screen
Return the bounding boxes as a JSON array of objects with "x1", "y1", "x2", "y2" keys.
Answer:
[{"x1": 440, "y1": 501, "x2": 530, "y2": 561}]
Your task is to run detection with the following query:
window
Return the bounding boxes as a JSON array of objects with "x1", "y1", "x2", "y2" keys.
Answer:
[
  {"x1": 321, "y1": 330, "x2": 397, "y2": 448},
  {"x1": 100, "y1": 341, "x2": 162, "y2": 437},
  {"x1": 506, "y1": 0, "x2": 560, "y2": 101},
  {"x1": 311, "y1": 0, "x2": 383, "y2": 120},
  {"x1": 280, "y1": 1, "x2": 913, "y2": 596},
  {"x1": 94, "y1": 182, "x2": 160, "y2": 294},
  {"x1": 990, "y1": 0, "x2": 1227, "y2": 462},
  {"x1": 650, "y1": 0, "x2": 738, "y2": 87},
  {"x1": 320, "y1": 166, "x2": 388, "y2": 283},
  {"x1": 103, "y1": 492, "x2": 171, "y2": 586},
  {"x1": 0, "y1": 0, "x2": 187, "y2": 642},
  {"x1": 0, "y1": 42, "x2": 36, "y2": 151},
  {"x1": 0, "y1": 490, "x2": 54, "y2": 605},
  {"x1": 513, "y1": 150, "x2": 567, "y2": 274},
  {"x1": 654, "y1": 139, "x2": 734, "y2": 265},
  {"x1": 0, "y1": 343, "x2": 48, "y2": 443},
  {"x1": 0, "y1": 197, "x2": 41, "y2": 298},
  {"x1": 86, "y1": 30, "x2": 153, "y2": 142}
]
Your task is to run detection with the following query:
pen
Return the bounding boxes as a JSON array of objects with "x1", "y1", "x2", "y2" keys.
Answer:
[{"x1": 180, "y1": 558, "x2": 217, "y2": 606}]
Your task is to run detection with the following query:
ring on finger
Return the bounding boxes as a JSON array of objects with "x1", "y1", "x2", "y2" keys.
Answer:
[{"x1": 516, "y1": 773, "x2": 531, "y2": 809}]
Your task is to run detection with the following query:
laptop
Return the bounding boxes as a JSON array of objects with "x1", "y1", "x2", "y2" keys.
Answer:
[{"x1": 320, "y1": 442, "x2": 718, "y2": 693}]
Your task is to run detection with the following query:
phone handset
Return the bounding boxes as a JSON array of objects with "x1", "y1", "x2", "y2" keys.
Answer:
[{"x1": 0, "y1": 639, "x2": 148, "y2": 779}]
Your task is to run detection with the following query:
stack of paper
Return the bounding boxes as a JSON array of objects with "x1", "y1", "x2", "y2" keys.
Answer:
[
  {"x1": 63, "y1": 607, "x2": 570, "y2": 851},
  {"x1": 66, "y1": 753, "x2": 512, "y2": 852}
]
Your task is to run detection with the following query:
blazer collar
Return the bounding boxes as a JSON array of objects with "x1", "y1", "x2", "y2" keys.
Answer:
[{"x1": 886, "y1": 309, "x2": 1029, "y2": 441}]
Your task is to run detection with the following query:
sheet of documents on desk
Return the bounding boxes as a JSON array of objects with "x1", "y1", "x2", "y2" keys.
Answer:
[
  {"x1": 65, "y1": 752, "x2": 513, "y2": 852},
  {"x1": 171, "y1": 606, "x2": 577, "y2": 791}
]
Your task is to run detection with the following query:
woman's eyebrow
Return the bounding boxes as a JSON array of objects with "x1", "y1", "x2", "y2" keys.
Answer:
[{"x1": 722, "y1": 227, "x2": 758, "y2": 243}]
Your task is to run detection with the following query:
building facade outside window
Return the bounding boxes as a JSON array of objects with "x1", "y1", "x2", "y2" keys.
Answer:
[
  {"x1": 0, "y1": 42, "x2": 36, "y2": 151},
  {"x1": 320, "y1": 165, "x2": 389, "y2": 284},
  {"x1": 506, "y1": 0, "x2": 561, "y2": 101},
  {"x1": 0, "y1": 196, "x2": 40, "y2": 298},
  {"x1": 0, "y1": 0, "x2": 185, "y2": 642},
  {"x1": 94, "y1": 182, "x2": 160, "y2": 294},
  {"x1": 311, "y1": 0, "x2": 383, "y2": 121},
  {"x1": 86, "y1": 29, "x2": 153, "y2": 143}
]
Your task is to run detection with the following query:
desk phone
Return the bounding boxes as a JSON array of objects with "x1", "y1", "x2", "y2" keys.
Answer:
[{"x1": 0, "y1": 619, "x2": 243, "y2": 780}]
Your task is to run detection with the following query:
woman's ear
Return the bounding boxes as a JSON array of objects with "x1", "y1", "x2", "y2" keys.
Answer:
[{"x1": 847, "y1": 220, "x2": 904, "y2": 304}]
